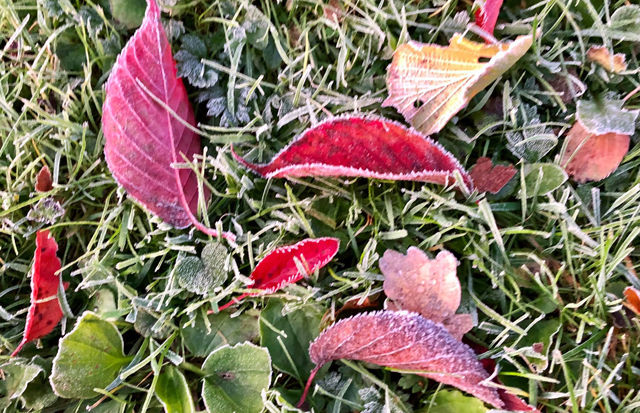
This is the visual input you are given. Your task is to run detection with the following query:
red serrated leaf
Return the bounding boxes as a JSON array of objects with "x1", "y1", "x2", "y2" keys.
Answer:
[
  {"x1": 469, "y1": 157, "x2": 516, "y2": 194},
  {"x1": 12, "y1": 230, "x2": 68, "y2": 357},
  {"x1": 475, "y1": 0, "x2": 504, "y2": 37},
  {"x1": 35, "y1": 165, "x2": 53, "y2": 192},
  {"x1": 232, "y1": 116, "x2": 473, "y2": 190},
  {"x1": 102, "y1": 0, "x2": 233, "y2": 240},
  {"x1": 298, "y1": 311, "x2": 503, "y2": 409},
  {"x1": 216, "y1": 238, "x2": 340, "y2": 312}
]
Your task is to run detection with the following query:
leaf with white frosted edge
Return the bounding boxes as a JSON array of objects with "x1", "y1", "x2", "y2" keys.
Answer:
[
  {"x1": 156, "y1": 366, "x2": 195, "y2": 413},
  {"x1": 50, "y1": 312, "x2": 132, "y2": 399},
  {"x1": 176, "y1": 243, "x2": 228, "y2": 295},
  {"x1": 577, "y1": 100, "x2": 639, "y2": 136},
  {"x1": 383, "y1": 33, "x2": 533, "y2": 136},
  {"x1": 201, "y1": 343, "x2": 272, "y2": 413},
  {"x1": 522, "y1": 163, "x2": 567, "y2": 198},
  {"x1": 0, "y1": 358, "x2": 44, "y2": 400}
]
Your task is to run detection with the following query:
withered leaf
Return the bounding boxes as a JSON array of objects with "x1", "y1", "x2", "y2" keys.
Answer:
[
  {"x1": 469, "y1": 157, "x2": 517, "y2": 194},
  {"x1": 624, "y1": 287, "x2": 640, "y2": 315},
  {"x1": 587, "y1": 46, "x2": 627, "y2": 73},
  {"x1": 35, "y1": 165, "x2": 53, "y2": 192}
]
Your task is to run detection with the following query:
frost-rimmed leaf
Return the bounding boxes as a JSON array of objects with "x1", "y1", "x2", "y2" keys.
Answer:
[
  {"x1": 523, "y1": 164, "x2": 567, "y2": 198},
  {"x1": 156, "y1": 366, "x2": 195, "y2": 413},
  {"x1": 505, "y1": 104, "x2": 557, "y2": 163},
  {"x1": 469, "y1": 157, "x2": 516, "y2": 194},
  {"x1": 0, "y1": 358, "x2": 44, "y2": 401},
  {"x1": 301, "y1": 311, "x2": 503, "y2": 409},
  {"x1": 174, "y1": 34, "x2": 219, "y2": 89},
  {"x1": 233, "y1": 116, "x2": 473, "y2": 189},
  {"x1": 176, "y1": 243, "x2": 228, "y2": 295},
  {"x1": 576, "y1": 100, "x2": 639, "y2": 136},
  {"x1": 102, "y1": 0, "x2": 233, "y2": 240},
  {"x1": 383, "y1": 33, "x2": 533, "y2": 135},
  {"x1": 50, "y1": 312, "x2": 132, "y2": 399},
  {"x1": 201, "y1": 342, "x2": 272, "y2": 413}
]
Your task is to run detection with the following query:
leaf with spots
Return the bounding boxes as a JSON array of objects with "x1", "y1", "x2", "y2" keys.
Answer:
[
  {"x1": 12, "y1": 230, "x2": 68, "y2": 357},
  {"x1": 299, "y1": 311, "x2": 502, "y2": 409},
  {"x1": 232, "y1": 116, "x2": 473, "y2": 190},
  {"x1": 102, "y1": 0, "x2": 233, "y2": 240}
]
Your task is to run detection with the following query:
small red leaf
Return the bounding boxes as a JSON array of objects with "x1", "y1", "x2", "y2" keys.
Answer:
[
  {"x1": 12, "y1": 230, "x2": 67, "y2": 356},
  {"x1": 475, "y1": 0, "x2": 504, "y2": 37},
  {"x1": 217, "y1": 238, "x2": 340, "y2": 312},
  {"x1": 299, "y1": 311, "x2": 503, "y2": 409},
  {"x1": 35, "y1": 165, "x2": 53, "y2": 192},
  {"x1": 102, "y1": 0, "x2": 233, "y2": 240},
  {"x1": 469, "y1": 157, "x2": 516, "y2": 194},
  {"x1": 233, "y1": 116, "x2": 473, "y2": 190}
]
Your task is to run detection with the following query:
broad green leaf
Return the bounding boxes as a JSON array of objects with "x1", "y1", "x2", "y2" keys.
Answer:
[
  {"x1": 109, "y1": 0, "x2": 146, "y2": 29},
  {"x1": 419, "y1": 390, "x2": 488, "y2": 413},
  {"x1": 21, "y1": 356, "x2": 57, "y2": 410},
  {"x1": 134, "y1": 308, "x2": 172, "y2": 339},
  {"x1": 200, "y1": 243, "x2": 228, "y2": 289},
  {"x1": 523, "y1": 164, "x2": 567, "y2": 198},
  {"x1": 50, "y1": 312, "x2": 132, "y2": 399},
  {"x1": 583, "y1": 6, "x2": 640, "y2": 41},
  {"x1": 156, "y1": 366, "x2": 195, "y2": 413},
  {"x1": 176, "y1": 243, "x2": 228, "y2": 295},
  {"x1": 201, "y1": 343, "x2": 272, "y2": 413},
  {"x1": 181, "y1": 310, "x2": 260, "y2": 358},
  {"x1": 260, "y1": 299, "x2": 324, "y2": 381},
  {"x1": 0, "y1": 358, "x2": 43, "y2": 401},
  {"x1": 577, "y1": 100, "x2": 639, "y2": 135}
]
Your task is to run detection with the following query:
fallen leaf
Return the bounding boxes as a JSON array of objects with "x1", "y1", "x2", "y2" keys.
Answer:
[
  {"x1": 216, "y1": 238, "x2": 340, "y2": 311},
  {"x1": 560, "y1": 121, "x2": 629, "y2": 183},
  {"x1": 624, "y1": 287, "x2": 640, "y2": 315},
  {"x1": 576, "y1": 99, "x2": 639, "y2": 136},
  {"x1": 587, "y1": 45, "x2": 627, "y2": 73},
  {"x1": 299, "y1": 311, "x2": 503, "y2": 409},
  {"x1": 102, "y1": 0, "x2": 234, "y2": 240},
  {"x1": 233, "y1": 115, "x2": 473, "y2": 189},
  {"x1": 380, "y1": 248, "x2": 472, "y2": 340},
  {"x1": 12, "y1": 230, "x2": 68, "y2": 356},
  {"x1": 383, "y1": 33, "x2": 533, "y2": 136},
  {"x1": 469, "y1": 157, "x2": 517, "y2": 194},
  {"x1": 475, "y1": 0, "x2": 504, "y2": 37},
  {"x1": 35, "y1": 165, "x2": 53, "y2": 192}
]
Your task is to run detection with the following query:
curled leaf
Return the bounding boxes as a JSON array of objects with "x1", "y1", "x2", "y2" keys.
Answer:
[
  {"x1": 12, "y1": 230, "x2": 67, "y2": 356},
  {"x1": 102, "y1": 0, "x2": 233, "y2": 240},
  {"x1": 380, "y1": 248, "x2": 472, "y2": 340},
  {"x1": 233, "y1": 115, "x2": 473, "y2": 189},
  {"x1": 469, "y1": 157, "x2": 516, "y2": 194},
  {"x1": 383, "y1": 33, "x2": 533, "y2": 136},
  {"x1": 217, "y1": 238, "x2": 340, "y2": 311},
  {"x1": 300, "y1": 311, "x2": 502, "y2": 409},
  {"x1": 475, "y1": 0, "x2": 504, "y2": 37},
  {"x1": 35, "y1": 165, "x2": 53, "y2": 192},
  {"x1": 587, "y1": 46, "x2": 627, "y2": 73}
]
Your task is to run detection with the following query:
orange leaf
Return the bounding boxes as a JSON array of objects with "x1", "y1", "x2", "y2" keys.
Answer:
[
  {"x1": 624, "y1": 287, "x2": 640, "y2": 315},
  {"x1": 383, "y1": 33, "x2": 533, "y2": 135},
  {"x1": 587, "y1": 46, "x2": 627, "y2": 73},
  {"x1": 469, "y1": 157, "x2": 516, "y2": 194}
]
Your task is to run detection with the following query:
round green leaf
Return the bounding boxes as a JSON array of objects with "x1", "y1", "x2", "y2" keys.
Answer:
[
  {"x1": 201, "y1": 242, "x2": 228, "y2": 290},
  {"x1": 50, "y1": 312, "x2": 132, "y2": 399},
  {"x1": 523, "y1": 163, "x2": 568, "y2": 198},
  {"x1": 109, "y1": 0, "x2": 146, "y2": 29},
  {"x1": 176, "y1": 244, "x2": 228, "y2": 295},
  {"x1": 181, "y1": 311, "x2": 260, "y2": 358},
  {"x1": 201, "y1": 343, "x2": 272, "y2": 413},
  {"x1": 156, "y1": 366, "x2": 195, "y2": 413},
  {"x1": 420, "y1": 390, "x2": 488, "y2": 413}
]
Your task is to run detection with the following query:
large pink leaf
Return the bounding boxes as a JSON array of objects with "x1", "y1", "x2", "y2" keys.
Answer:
[
  {"x1": 232, "y1": 116, "x2": 473, "y2": 190},
  {"x1": 216, "y1": 238, "x2": 340, "y2": 312},
  {"x1": 299, "y1": 311, "x2": 503, "y2": 409},
  {"x1": 475, "y1": 0, "x2": 504, "y2": 37},
  {"x1": 102, "y1": 0, "x2": 233, "y2": 240}
]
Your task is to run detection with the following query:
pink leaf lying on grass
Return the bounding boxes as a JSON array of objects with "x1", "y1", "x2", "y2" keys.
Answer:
[
  {"x1": 215, "y1": 238, "x2": 340, "y2": 312},
  {"x1": 232, "y1": 116, "x2": 473, "y2": 190},
  {"x1": 475, "y1": 0, "x2": 504, "y2": 37},
  {"x1": 102, "y1": 0, "x2": 234, "y2": 240}
]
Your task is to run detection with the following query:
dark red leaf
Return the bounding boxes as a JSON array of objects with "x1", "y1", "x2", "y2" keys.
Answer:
[
  {"x1": 475, "y1": 0, "x2": 504, "y2": 37},
  {"x1": 233, "y1": 116, "x2": 473, "y2": 190},
  {"x1": 102, "y1": 0, "x2": 233, "y2": 240},
  {"x1": 299, "y1": 311, "x2": 503, "y2": 409},
  {"x1": 469, "y1": 157, "x2": 516, "y2": 194},
  {"x1": 35, "y1": 165, "x2": 53, "y2": 192},
  {"x1": 12, "y1": 230, "x2": 68, "y2": 356},
  {"x1": 217, "y1": 238, "x2": 340, "y2": 312}
]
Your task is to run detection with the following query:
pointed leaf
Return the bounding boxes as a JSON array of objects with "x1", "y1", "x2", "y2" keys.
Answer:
[
  {"x1": 474, "y1": 0, "x2": 504, "y2": 36},
  {"x1": 12, "y1": 230, "x2": 67, "y2": 357},
  {"x1": 102, "y1": 0, "x2": 233, "y2": 240},
  {"x1": 469, "y1": 157, "x2": 517, "y2": 194},
  {"x1": 383, "y1": 33, "x2": 533, "y2": 136},
  {"x1": 35, "y1": 165, "x2": 53, "y2": 192},
  {"x1": 624, "y1": 287, "x2": 640, "y2": 315},
  {"x1": 380, "y1": 248, "x2": 472, "y2": 340},
  {"x1": 233, "y1": 116, "x2": 473, "y2": 189},
  {"x1": 156, "y1": 366, "x2": 195, "y2": 413}
]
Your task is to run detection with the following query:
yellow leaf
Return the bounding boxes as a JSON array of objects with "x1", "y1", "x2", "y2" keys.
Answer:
[
  {"x1": 587, "y1": 45, "x2": 627, "y2": 73},
  {"x1": 383, "y1": 33, "x2": 534, "y2": 136}
]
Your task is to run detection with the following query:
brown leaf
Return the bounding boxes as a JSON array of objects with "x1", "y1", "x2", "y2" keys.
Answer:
[
  {"x1": 469, "y1": 157, "x2": 517, "y2": 194},
  {"x1": 300, "y1": 311, "x2": 503, "y2": 409},
  {"x1": 380, "y1": 248, "x2": 472, "y2": 340},
  {"x1": 587, "y1": 46, "x2": 627, "y2": 73},
  {"x1": 35, "y1": 165, "x2": 53, "y2": 193},
  {"x1": 624, "y1": 287, "x2": 640, "y2": 315}
]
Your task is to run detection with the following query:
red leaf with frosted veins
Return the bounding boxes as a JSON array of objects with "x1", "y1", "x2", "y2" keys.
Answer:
[
  {"x1": 298, "y1": 311, "x2": 503, "y2": 409},
  {"x1": 102, "y1": 0, "x2": 233, "y2": 241},
  {"x1": 475, "y1": 0, "x2": 504, "y2": 37},
  {"x1": 232, "y1": 116, "x2": 473, "y2": 190},
  {"x1": 35, "y1": 165, "x2": 53, "y2": 192},
  {"x1": 216, "y1": 238, "x2": 340, "y2": 312},
  {"x1": 12, "y1": 230, "x2": 68, "y2": 356},
  {"x1": 469, "y1": 157, "x2": 516, "y2": 194}
]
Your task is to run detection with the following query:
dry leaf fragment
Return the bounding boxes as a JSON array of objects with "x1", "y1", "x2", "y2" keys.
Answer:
[
  {"x1": 383, "y1": 33, "x2": 534, "y2": 136},
  {"x1": 587, "y1": 46, "x2": 627, "y2": 73},
  {"x1": 300, "y1": 311, "x2": 503, "y2": 409},
  {"x1": 380, "y1": 248, "x2": 472, "y2": 340},
  {"x1": 35, "y1": 165, "x2": 53, "y2": 192},
  {"x1": 624, "y1": 287, "x2": 640, "y2": 315},
  {"x1": 469, "y1": 157, "x2": 517, "y2": 194}
]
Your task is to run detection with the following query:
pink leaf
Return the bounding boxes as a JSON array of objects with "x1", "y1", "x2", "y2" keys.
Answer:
[
  {"x1": 217, "y1": 238, "x2": 340, "y2": 312},
  {"x1": 102, "y1": 0, "x2": 233, "y2": 240},
  {"x1": 475, "y1": 0, "x2": 504, "y2": 37},
  {"x1": 299, "y1": 311, "x2": 503, "y2": 409},
  {"x1": 469, "y1": 157, "x2": 516, "y2": 194},
  {"x1": 12, "y1": 230, "x2": 68, "y2": 356},
  {"x1": 232, "y1": 116, "x2": 473, "y2": 190}
]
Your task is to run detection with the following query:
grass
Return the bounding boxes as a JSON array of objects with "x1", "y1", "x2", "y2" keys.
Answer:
[{"x1": 1, "y1": 0, "x2": 640, "y2": 412}]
